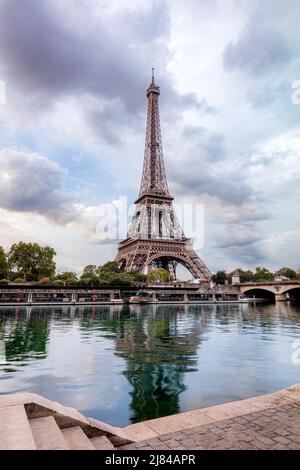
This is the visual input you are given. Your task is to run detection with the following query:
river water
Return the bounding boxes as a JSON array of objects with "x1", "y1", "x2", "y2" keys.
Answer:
[{"x1": 0, "y1": 303, "x2": 299, "y2": 426}]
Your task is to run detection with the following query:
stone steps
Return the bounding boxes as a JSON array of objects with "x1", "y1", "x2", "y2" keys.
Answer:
[
  {"x1": 30, "y1": 416, "x2": 70, "y2": 450},
  {"x1": 0, "y1": 405, "x2": 36, "y2": 450},
  {"x1": 62, "y1": 426, "x2": 95, "y2": 450},
  {"x1": 90, "y1": 436, "x2": 115, "y2": 450},
  {"x1": 0, "y1": 399, "x2": 122, "y2": 450}
]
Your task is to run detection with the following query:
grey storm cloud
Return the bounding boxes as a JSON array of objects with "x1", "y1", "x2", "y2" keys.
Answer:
[
  {"x1": 0, "y1": 0, "x2": 147, "y2": 108},
  {"x1": 216, "y1": 230, "x2": 262, "y2": 250},
  {"x1": 170, "y1": 126, "x2": 252, "y2": 205},
  {"x1": 223, "y1": 21, "x2": 294, "y2": 75},
  {"x1": 208, "y1": 219, "x2": 267, "y2": 265},
  {"x1": 0, "y1": 148, "x2": 70, "y2": 218},
  {"x1": 226, "y1": 244, "x2": 266, "y2": 266},
  {"x1": 0, "y1": 0, "x2": 214, "y2": 143}
]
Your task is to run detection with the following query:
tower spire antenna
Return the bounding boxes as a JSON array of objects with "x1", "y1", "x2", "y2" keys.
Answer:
[{"x1": 152, "y1": 67, "x2": 155, "y2": 84}]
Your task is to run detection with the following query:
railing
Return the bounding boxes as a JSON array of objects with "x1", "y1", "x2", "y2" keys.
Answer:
[
  {"x1": 147, "y1": 281, "x2": 202, "y2": 289},
  {"x1": 119, "y1": 235, "x2": 192, "y2": 245},
  {"x1": 240, "y1": 280, "x2": 300, "y2": 286}
]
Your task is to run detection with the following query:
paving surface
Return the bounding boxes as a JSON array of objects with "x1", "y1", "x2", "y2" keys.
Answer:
[{"x1": 122, "y1": 401, "x2": 300, "y2": 450}]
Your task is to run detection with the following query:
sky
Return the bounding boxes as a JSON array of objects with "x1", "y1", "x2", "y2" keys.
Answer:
[{"x1": 0, "y1": 0, "x2": 299, "y2": 275}]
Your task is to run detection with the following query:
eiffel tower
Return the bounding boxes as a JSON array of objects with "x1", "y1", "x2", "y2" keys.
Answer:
[{"x1": 116, "y1": 70, "x2": 211, "y2": 281}]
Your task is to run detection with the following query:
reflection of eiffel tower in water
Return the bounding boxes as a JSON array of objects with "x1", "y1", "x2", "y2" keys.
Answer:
[
  {"x1": 115, "y1": 306, "x2": 208, "y2": 422},
  {"x1": 116, "y1": 70, "x2": 212, "y2": 280}
]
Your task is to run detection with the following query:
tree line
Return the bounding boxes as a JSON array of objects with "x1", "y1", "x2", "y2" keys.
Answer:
[
  {"x1": 0, "y1": 241, "x2": 299, "y2": 286},
  {"x1": 0, "y1": 243, "x2": 145, "y2": 286},
  {"x1": 212, "y1": 267, "x2": 300, "y2": 285}
]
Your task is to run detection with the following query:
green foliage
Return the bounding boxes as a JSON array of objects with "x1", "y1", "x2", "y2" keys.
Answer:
[
  {"x1": 228, "y1": 269, "x2": 254, "y2": 284},
  {"x1": 9, "y1": 272, "x2": 24, "y2": 281},
  {"x1": 8, "y1": 242, "x2": 56, "y2": 281},
  {"x1": 98, "y1": 261, "x2": 120, "y2": 274},
  {"x1": 147, "y1": 268, "x2": 170, "y2": 283},
  {"x1": 277, "y1": 267, "x2": 297, "y2": 280},
  {"x1": 0, "y1": 279, "x2": 9, "y2": 285},
  {"x1": 69, "y1": 262, "x2": 147, "y2": 287},
  {"x1": 212, "y1": 270, "x2": 227, "y2": 285},
  {"x1": 53, "y1": 279, "x2": 65, "y2": 286},
  {"x1": 221, "y1": 267, "x2": 300, "y2": 284},
  {"x1": 14, "y1": 277, "x2": 25, "y2": 284},
  {"x1": 239, "y1": 269, "x2": 255, "y2": 283},
  {"x1": 253, "y1": 267, "x2": 274, "y2": 282},
  {"x1": 80, "y1": 274, "x2": 100, "y2": 286},
  {"x1": 65, "y1": 277, "x2": 78, "y2": 286},
  {"x1": 98, "y1": 272, "x2": 130, "y2": 286},
  {"x1": 0, "y1": 246, "x2": 8, "y2": 279},
  {"x1": 129, "y1": 271, "x2": 147, "y2": 283},
  {"x1": 55, "y1": 272, "x2": 78, "y2": 282},
  {"x1": 82, "y1": 265, "x2": 98, "y2": 277}
]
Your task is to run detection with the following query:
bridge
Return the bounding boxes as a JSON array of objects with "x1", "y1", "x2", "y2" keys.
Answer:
[{"x1": 239, "y1": 280, "x2": 300, "y2": 302}]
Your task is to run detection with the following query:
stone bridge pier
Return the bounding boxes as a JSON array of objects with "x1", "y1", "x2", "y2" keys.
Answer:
[{"x1": 275, "y1": 293, "x2": 288, "y2": 302}]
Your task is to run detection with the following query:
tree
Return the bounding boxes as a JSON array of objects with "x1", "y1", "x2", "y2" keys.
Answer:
[
  {"x1": 55, "y1": 272, "x2": 78, "y2": 282},
  {"x1": 228, "y1": 269, "x2": 254, "y2": 284},
  {"x1": 75, "y1": 260, "x2": 146, "y2": 287},
  {"x1": 277, "y1": 267, "x2": 297, "y2": 280},
  {"x1": 98, "y1": 261, "x2": 120, "y2": 274},
  {"x1": 0, "y1": 246, "x2": 8, "y2": 279},
  {"x1": 212, "y1": 270, "x2": 227, "y2": 285},
  {"x1": 34, "y1": 246, "x2": 56, "y2": 279},
  {"x1": 147, "y1": 268, "x2": 170, "y2": 283},
  {"x1": 82, "y1": 265, "x2": 98, "y2": 277},
  {"x1": 55, "y1": 272, "x2": 78, "y2": 286},
  {"x1": 253, "y1": 267, "x2": 274, "y2": 282},
  {"x1": 80, "y1": 274, "x2": 100, "y2": 286},
  {"x1": 65, "y1": 277, "x2": 78, "y2": 286},
  {"x1": 8, "y1": 242, "x2": 56, "y2": 281},
  {"x1": 53, "y1": 279, "x2": 65, "y2": 286}
]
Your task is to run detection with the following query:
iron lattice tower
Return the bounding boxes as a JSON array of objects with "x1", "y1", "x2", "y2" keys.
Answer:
[{"x1": 116, "y1": 70, "x2": 211, "y2": 281}]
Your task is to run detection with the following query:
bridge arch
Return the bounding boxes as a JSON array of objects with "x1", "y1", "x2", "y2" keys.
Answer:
[
  {"x1": 283, "y1": 287, "x2": 300, "y2": 303},
  {"x1": 242, "y1": 287, "x2": 276, "y2": 302}
]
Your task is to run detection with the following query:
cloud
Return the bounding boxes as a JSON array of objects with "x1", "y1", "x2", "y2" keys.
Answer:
[
  {"x1": 0, "y1": 148, "x2": 68, "y2": 215},
  {"x1": 170, "y1": 125, "x2": 252, "y2": 205},
  {"x1": 0, "y1": 0, "x2": 214, "y2": 145},
  {"x1": 223, "y1": 23, "x2": 293, "y2": 75},
  {"x1": 0, "y1": 147, "x2": 125, "y2": 244},
  {"x1": 247, "y1": 85, "x2": 278, "y2": 108},
  {"x1": 216, "y1": 227, "x2": 262, "y2": 250}
]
